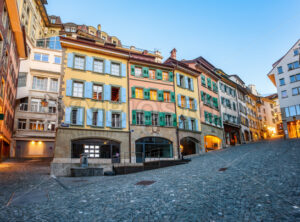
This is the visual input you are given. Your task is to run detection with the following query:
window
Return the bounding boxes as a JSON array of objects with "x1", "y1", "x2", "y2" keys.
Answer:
[
  {"x1": 181, "y1": 95, "x2": 186, "y2": 107},
  {"x1": 83, "y1": 144, "x2": 100, "y2": 158},
  {"x1": 281, "y1": 90, "x2": 288, "y2": 98},
  {"x1": 92, "y1": 111, "x2": 98, "y2": 126},
  {"x1": 191, "y1": 119, "x2": 196, "y2": 131},
  {"x1": 50, "y1": 79, "x2": 58, "y2": 92},
  {"x1": 279, "y1": 78, "x2": 285, "y2": 86},
  {"x1": 179, "y1": 75, "x2": 185, "y2": 87},
  {"x1": 136, "y1": 112, "x2": 144, "y2": 125},
  {"x1": 112, "y1": 113, "x2": 121, "y2": 128},
  {"x1": 47, "y1": 121, "x2": 56, "y2": 131},
  {"x1": 149, "y1": 70, "x2": 155, "y2": 79},
  {"x1": 71, "y1": 109, "x2": 78, "y2": 124},
  {"x1": 277, "y1": 66, "x2": 283, "y2": 74},
  {"x1": 163, "y1": 91, "x2": 170, "y2": 102},
  {"x1": 165, "y1": 114, "x2": 172, "y2": 127},
  {"x1": 31, "y1": 99, "x2": 43, "y2": 112},
  {"x1": 152, "y1": 113, "x2": 158, "y2": 126},
  {"x1": 233, "y1": 102, "x2": 236, "y2": 111},
  {"x1": 135, "y1": 88, "x2": 143, "y2": 99},
  {"x1": 290, "y1": 75, "x2": 296, "y2": 83},
  {"x1": 2, "y1": 6, "x2": 8, "y2": 29},
  {"x1": 201, "y1": 75, "x2": 206, "y2": 86},
  {"x1": 93, "y1": 59, "x2": 104, "y2": 73},
  {"x1": 19, "y1": 98, "x2": 28, "y2": 111},
  {"x1": 288, "y1": 61, "x2": 300, "y2": 71},
  {"x1": 73, "y1": 82, "x2": 83, "y2": 97},
  {"x1": 264, "y1": 116, "x2": 267, "y2": 121},
  {"x1": 18, "y1": 72, "x2": 27, "y2": 87},
  {"x1": 111, "y1": 63, "x2": 120, "y2": 76},
  {"x1": 134, "y1": 67, "x2": 142, "y2": 77},
  {"x1": 292, "y1": 87, "x2": 300, "y2": 96},
  {"x1": 162, "y1": 72, "x2": 169, "y2": 81},
  {"x1": 18, "y1": 119, "x2": 26, "y2": 130},
  {"x1": 289, "y1": 106, "x2": 297, "y2": 116},
  {"x1": 150, "y1": 90, "x2": 157, "y2": 100},
  {"x1": 32, "y1": 76, "x2": 47, "y2": 90},
  {"x1": 93, "y1": 84, "x2": 103, "y2": 100},
  {"x1": 74, "y1": 55, "x2": 85, "y2": 70},
  {"x1": 51, "y1": 18, "x2": 56, "y2": 24},
  {"x1": 111, "y1": 87, "x2": 120, "y2": 102},
  {"x1": 294, "y1": 48, "x2": 299, "y2": 56},
  {"x1": 48, "y1": 100, "x2": 56, "y2": 113},
  {"x1": 187, "y1": 78, "x2": 192, "y2": 90},
  {"x1": 29, "y1": 120, "x2": 44, "y2": 131},
  {"x1": 71, "y1": 27, "x2": 76, "y2": 32},
  {"x1": 54, "y1": 56, "x2": 61, "y2": 64}
]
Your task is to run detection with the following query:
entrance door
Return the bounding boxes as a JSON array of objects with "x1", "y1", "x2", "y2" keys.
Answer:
[{"x1": 135, "y1": 144, "x2": 144, "y2": 163}]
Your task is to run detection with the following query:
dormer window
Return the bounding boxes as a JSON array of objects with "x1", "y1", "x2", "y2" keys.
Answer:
[{"x1": 51, "y1": 18, "x2": 56, "y2": 24}]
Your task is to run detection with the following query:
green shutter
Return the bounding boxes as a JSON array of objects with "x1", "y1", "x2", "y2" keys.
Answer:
[
  {"x1": 171, "y1": 92, "x2": 175, "y2": 102},
  {"x1": 156, "y1": 69, "x2": 162, "y2": 80},
  {"x1": 158, "y1": 90, "x2": 164, "y2": 101},
  {"x1": 143, "y1": 88, "x2": 150, "y2": 100},
  {"x1": 169, "y1": 72, "x2": 174, "y2": 82},
  {"x1": 201, "y1": 91, "x2": 204, "y2": 101},
  {"x1": 201, "y1": 75, "x2": 206, "y2": 86},
  {"x1": 142, "y1": 67, "x2": 149, "y2": 78},
  {"x1": 172, "y1": 114, "x2": 177, "y2": 127},
  {"x1": 145, "y1": 111, "x2": 152, "y2": 125},
  {"x1": 159, "y1": 112, "x2": 165, "y2": 126},
  {"x1": 131, "y1": 87, "x2": 136, "y2": 98},
  {"x1": 206, "y1": 94, "x2": 211, "y2": 105},
  {"x1": 207, "y1": 78, "x2": 212, "y2": 89},
  {"x1": 214, "y1": 115, "x2": 218, "y2": 125},
  {"x1": 209, "y1": 113, "x2": 213, "y2": 123},
  {"x1": 132, "y1": 110, "x2": 136, "y2": 125},
  {"x1": 131, "y1": 65, "x2": 135, "y2": 76}
]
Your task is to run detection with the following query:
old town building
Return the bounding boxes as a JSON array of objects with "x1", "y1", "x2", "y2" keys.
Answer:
[
  {"x1": 215, "y1": 69, "x2": 241, "y2": 146},
  {"x1": 267, "y1": 39, "x2": 300, "y2": 139},
  {"x1": 0, "y1": 0, "x2": 26, "y2": 161},
  {"x1": 182, "y1": 57, "x2": 223, "y2": 151}
]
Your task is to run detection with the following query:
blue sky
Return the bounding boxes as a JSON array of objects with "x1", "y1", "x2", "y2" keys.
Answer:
[{"x1": 46, "y1": 0, "x2": 300, "y2": 95}]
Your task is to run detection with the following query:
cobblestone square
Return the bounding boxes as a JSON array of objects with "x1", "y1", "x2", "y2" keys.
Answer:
[{"x1": 0, "y1": 139, "x2": 300, "y2": 221}]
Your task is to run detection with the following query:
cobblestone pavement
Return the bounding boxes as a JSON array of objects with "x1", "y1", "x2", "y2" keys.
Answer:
[{"x1": 0, "y1": 139, "x2": 300, "y2": 221}]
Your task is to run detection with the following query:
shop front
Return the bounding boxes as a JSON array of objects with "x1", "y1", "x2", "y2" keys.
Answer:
[{"x1": 224, "y1": 123, "x2": 241, "y2": 146}]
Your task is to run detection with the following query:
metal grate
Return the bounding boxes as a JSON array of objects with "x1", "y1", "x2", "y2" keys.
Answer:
[{"x1": 135, "y1": 180, "x2": 156, "y2": 186}]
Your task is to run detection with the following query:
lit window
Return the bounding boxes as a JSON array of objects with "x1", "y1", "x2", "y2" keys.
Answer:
[
  {"x1": 135, "y1": 67, "x2": 142, "y2": 77},
  {"x1": 162, "y1": 72, "x2": 169, "y2": 81},
  {"x1": 93, "y1": 84, "x2": 103, "y2": 100},
  {"x1": 93, "y1": 59, "x2": 104, "y2": 73},
  {"x1": 112, "y1": 113, "x2": 120, "y2": 128},
  {"x1": 150, "y1": 90, "x2": 157, "y2": 100},
  {"x1": 189, "y1": 98, "x2": 194, "y2": 109},
  {"x1": 135, "y1": 88, "x2": 143, "y2": 99},
  {"x1": 149, "y1": 70, "x2": 155, "y2": 79},
  {"x1": 163, "y1": 91, "x2": 170, "y2": 102},
  {"x1": 181, "y1": 95, "x2": 186, "y2": 107},
  {"x1": 29, "y1": 120, "x2": 44, "y2": 131},
  {"x1": 74, "y1": 55, "x2": 85, "y2": 70},
  {"x1": 73, "y1": 82, "x2": 83, "y2": 97},
  {"x1": 111, "y1": 63, "x2": 120, "y2": 76}
]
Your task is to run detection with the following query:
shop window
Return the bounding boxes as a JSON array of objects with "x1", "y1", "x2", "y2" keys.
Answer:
[
  {"x1": 93, "y1": 84, "x2": 103, "y2": 100},
  {"x1": 111, "y1": 86, "x2": 120, "y2": 102}
]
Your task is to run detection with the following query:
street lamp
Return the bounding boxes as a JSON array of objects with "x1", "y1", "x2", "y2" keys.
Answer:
[{"x1": 293, "y1": 116, "x2": 298, "y2": 138}]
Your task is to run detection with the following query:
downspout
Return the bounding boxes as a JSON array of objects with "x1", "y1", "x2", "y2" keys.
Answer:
[
  {"x1": 173, "y1": 61, "x2": 180, "y2": 160},
  {"x1": 127, "y1": 55, "x2": 131, "y2": 163}
]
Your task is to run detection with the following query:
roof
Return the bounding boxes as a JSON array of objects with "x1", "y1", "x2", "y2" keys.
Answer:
[
  {"x1": 164, "y1": 57, "x2": 201, "y2": 76},
  {"x1": 265, "y1": 93, "x2": 278, "y2": 100},
  {"x1": 229, "y1": 74, "x2": 245, "y2": 85}
]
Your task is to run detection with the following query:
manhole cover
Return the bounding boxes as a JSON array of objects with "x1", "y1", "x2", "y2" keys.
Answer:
[
  {"x1": 136, "y1": 180, "x2": 156, "y2": 186},
  {"x1": 219, "y1": 167, "x2": 228, "y2": 172}
]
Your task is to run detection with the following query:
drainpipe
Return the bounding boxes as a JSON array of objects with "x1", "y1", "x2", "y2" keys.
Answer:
[
  {"x1": 127, "y1": 56, "x2": 131, "y2": 163},
  {"x1": 173, "y1": 64, "x2": 180, "y2": 160}
]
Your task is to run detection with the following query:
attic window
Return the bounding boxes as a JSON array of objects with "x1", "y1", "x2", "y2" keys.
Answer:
[
  {"x1": 111, "y1": 87, "x2": 120, "y2": 102},
  {"x1": 113, "y1": 40, "x2": 117, "y2": 44},
  {"x1": 51, "y1": 18, "x2": 56, "y2": 24}
]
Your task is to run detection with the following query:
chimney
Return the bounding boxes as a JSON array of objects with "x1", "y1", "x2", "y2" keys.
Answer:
[
  {"x1": 170, "y1": 48, "x2": 177, "y2": 59},
  {"x1": 97, "y1": 24, "x2": 101, "y2": 31}
]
